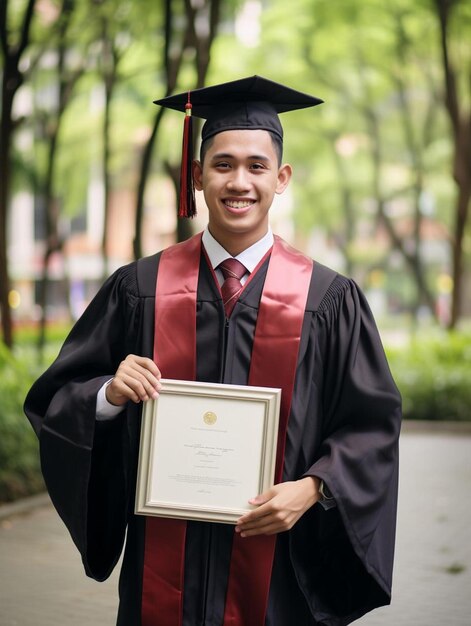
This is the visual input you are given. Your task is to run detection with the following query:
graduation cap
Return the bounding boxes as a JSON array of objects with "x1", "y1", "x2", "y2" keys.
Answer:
[{"x1": 154, "y1": 76, "x2": 323, "y2": 217}]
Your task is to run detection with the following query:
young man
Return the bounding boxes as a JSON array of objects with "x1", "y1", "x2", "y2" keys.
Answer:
[{"x1": 25, "y1": 76, "x2": 401, "y2": 626}]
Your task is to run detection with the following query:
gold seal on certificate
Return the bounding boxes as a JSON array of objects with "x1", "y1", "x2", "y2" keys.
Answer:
[
  {"x1": 203, "y1": 411, "x2": 217, "y2": 426},
  {"x1": 135, "y1": 379, "x2": 281, "y2": 524}
]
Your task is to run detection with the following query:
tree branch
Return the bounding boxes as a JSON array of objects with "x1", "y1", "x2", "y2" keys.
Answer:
[
  {"x1": 18, "y1": 0, "x2": 37, "y2": 59},
  {"x1": 0, "y1": 0, "x2": 8, "y2": 59},
  {"x1": 434, "y1": 0, "x2": 460, "y2": 137},
  {"x1": 209, "y1": 0, "x2": 221, "y2": 43}
]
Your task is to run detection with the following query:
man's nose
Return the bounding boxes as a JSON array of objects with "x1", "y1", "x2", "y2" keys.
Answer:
[{"x1": 227, "y1": 167, "x2": 250, "y2": 191}]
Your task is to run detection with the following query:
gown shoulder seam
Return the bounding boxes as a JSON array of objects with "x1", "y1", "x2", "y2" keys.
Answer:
[{"x1": 317, "y1": 274, "x2": 351, "y2": 315}]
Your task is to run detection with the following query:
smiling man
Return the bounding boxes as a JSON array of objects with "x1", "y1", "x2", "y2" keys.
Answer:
[
  {"x1": 25, "y1": 76, "x2": 401, "y2": 626},
  {"x1": 194, "y1": 129, "x2": 291, "y2": 256}
]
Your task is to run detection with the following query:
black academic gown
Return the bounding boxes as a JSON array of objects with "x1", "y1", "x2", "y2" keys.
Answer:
[{"x1": 24, "y1": 249, "x2": 401, "y2": 626}]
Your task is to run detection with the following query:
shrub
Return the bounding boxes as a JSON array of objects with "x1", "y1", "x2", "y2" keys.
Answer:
[
  {"x1": 0, "y1": 343, "x2": 45, "y2": 503},
  {"x1": 386, "y1": 332, "x2": 471, "y2": 421}
]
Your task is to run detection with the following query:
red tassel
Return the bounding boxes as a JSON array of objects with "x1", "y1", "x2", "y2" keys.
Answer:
[{"x1": 179, "y1": 94, "x2": 196, "y2": 218}]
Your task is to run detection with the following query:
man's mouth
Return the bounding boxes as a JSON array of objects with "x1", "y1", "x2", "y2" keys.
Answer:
[{"x1": 223, "y1": 199, "x2": 255, "y2": 210}]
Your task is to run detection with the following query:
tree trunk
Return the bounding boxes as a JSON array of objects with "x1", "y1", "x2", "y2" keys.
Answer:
[
  {"x1": 37, "y1": 133, "x2": 62, "y2": 357},
  {"x1": 0, "y1": 70, "x2": 15, "y2": 348},
  {"x1": 36, "y1": 0, "x2": 80, "y2": 359},
  {"x1": 133, "y1": 107, "x2": 167, "y2": 260},
  {"x1": 434, "y1": 0, "x2": 471, "y2": 329},
  {"x1": 101, "y1": 29, "x2": 118, "y2": 282},
  {"x1": 0, "y1": 0, "x2": 37, "y2": 348},
  {"x1": 450, "y1": 177, "x2": 470, "y2": 328}
]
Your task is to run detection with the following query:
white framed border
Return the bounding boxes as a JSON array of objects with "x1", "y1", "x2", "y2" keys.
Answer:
[{"x1": 135, "y1": 378, "x2": 281, "y2": 524}]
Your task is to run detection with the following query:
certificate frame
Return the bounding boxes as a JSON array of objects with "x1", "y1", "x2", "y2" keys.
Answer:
[{"x1": 135, "y1": 378, "x2": 281, "y2": 524}]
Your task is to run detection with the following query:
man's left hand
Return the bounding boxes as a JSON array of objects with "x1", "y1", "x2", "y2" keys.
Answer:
[{"x1": 235, "y1": 477, "x2": 319, "y2": 537}]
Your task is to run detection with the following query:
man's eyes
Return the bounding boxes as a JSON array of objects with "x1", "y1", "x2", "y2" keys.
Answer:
[{"x1": 213, "y1": 162, "x2": 266, "y2": 170}]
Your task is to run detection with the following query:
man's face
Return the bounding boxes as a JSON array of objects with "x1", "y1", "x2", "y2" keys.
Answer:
[{"x1": 193, "y1": 129, "x2": 291, "y2": 255}]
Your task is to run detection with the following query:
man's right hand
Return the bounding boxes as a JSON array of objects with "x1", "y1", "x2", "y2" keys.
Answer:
[{"x1": 106, "y1": 355, "x2": 162, "y2": 406}]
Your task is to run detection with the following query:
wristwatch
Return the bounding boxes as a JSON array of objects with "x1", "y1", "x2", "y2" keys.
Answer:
[{"x1": 318, "y1": 480, "x2": 333, "y2": 501}]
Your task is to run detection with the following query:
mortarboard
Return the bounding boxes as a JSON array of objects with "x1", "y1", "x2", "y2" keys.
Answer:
[{"x1": 154, "y1": 75, "x2": 323, "y2": 217}]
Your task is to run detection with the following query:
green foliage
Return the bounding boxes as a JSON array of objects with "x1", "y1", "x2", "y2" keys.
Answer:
[
  {"x1": 0, "y1": 324, "x2": 70, "y2": 503},
  {"x1": 0, "y1": 342, "x2": 45, "y2": 503},
  {"x1": 387, "y1": 332, "x2": 471, "y2": 421}
]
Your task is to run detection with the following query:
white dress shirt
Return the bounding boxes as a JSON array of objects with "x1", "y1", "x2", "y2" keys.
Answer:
[
  {"x1": 96, "y1": 227, "x2": 274, "y2": 420},
  {"x1": 202, "y1": 226, "x2": 274, "y2": 286}
]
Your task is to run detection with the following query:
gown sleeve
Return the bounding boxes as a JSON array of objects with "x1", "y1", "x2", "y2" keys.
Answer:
[
  {"x1": 292, "y1": 277, "x2": 402, "y2": 624},
  {"x1": 24, "y1": 263, "x2": 141, "y2": 581}
]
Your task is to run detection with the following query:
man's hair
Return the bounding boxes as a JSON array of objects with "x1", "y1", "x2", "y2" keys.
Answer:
[{"x1": 199, "y1": 130, "x2": 283, "y2": 166}]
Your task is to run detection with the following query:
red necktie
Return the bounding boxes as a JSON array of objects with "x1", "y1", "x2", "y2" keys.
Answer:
[{"x1": 219, "y1": 258, "x2": 247, "y2": 317}]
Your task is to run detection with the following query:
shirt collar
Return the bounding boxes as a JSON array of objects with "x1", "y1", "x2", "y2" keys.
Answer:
[{"x1": 202, "y1": 227, "x2": 274, "y2": 273}]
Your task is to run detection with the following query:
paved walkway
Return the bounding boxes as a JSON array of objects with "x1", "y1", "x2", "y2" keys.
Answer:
[{"x1": 1, "y1": 425, "x2": 470, "y2": 626}]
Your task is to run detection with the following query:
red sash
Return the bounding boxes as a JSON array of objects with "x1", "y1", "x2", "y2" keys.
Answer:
[
  {"x1": 142, "y1": 233, "x2": 201, "y2": 626},
  {"x1": 142, "y1": 233, "x2": 313, "y2": 626}
]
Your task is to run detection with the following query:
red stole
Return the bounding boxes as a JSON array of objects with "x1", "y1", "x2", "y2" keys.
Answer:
[{"x1": 142, "y1": 232, "x2": 313, "y2": 626}]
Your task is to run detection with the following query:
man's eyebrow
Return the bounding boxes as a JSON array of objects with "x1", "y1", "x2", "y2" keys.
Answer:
[{"x1": 210, "y1": 152, "x2": 271, "y2": 162}]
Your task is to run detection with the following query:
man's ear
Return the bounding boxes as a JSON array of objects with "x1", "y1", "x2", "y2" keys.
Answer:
[
  {"x1": 275, "y1": 163, "x2": 292, "y2": 194},
  {"x1": 193, "y1": 160, "x2": 203, "y2": 191}
]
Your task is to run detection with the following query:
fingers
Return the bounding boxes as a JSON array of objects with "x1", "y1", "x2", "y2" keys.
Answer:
[
  {"x1": 235, "y1": 504, "x2": 293, "y2": 537},
  {"x1": 235, "y1": 479, "x2": 318, "y2": 538},
  {"x1": 106, "y1": 354, "x2": 162, "y2": 406},
  {"x1": 235, "y1": 501, "x2": 291, "y2": 537},
  {"x1": 237, "y1": 520, "x2": 288, "y2": 537}
]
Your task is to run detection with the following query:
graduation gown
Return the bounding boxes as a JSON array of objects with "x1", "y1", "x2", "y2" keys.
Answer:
[{"x1": 24, "y1": 246, "x2": 401, "y2": 626}]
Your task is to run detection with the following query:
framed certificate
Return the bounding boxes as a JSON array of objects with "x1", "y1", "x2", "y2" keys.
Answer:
[{"x1": 135, "y1": 379, "x2": 281, "y2": 524}]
